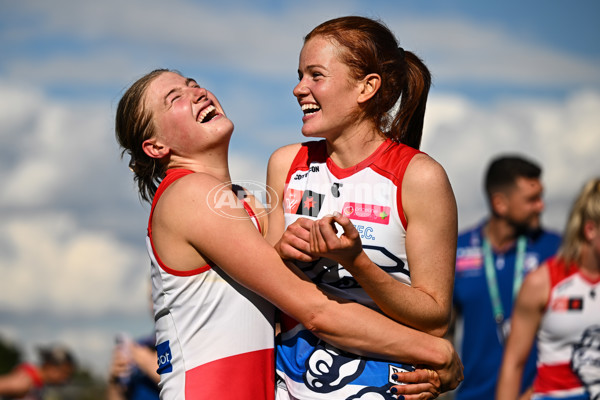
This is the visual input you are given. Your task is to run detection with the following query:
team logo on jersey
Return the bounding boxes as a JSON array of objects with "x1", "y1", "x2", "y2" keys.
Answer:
[
  {"x1": 284, "y1": 189, "x2": 325, "y2": 217},
  {"x1": 331, "y1": 183, "x2": 342, "y2": 198},
  {"x1": 572, "y1": 325, "x2": 600, "y2": 399},
  {"x1": 156, "y1": 341, "x2": 173, "y2": 374},
  {"x1": 550, "y1": 296, "x2": 584, "y2": 311},
  {"x1": 342, "y1": 202, "x2": 390, "y2": 225}
]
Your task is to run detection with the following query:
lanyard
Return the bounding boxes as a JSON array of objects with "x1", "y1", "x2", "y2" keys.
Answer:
[{"x1": 482, "y1": 235, "x2": 527, "y2": 324}]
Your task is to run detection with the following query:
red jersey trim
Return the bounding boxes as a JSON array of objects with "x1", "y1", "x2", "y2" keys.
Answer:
[
  {"x1": 148, "y1": 169, "x2": 262, "y2": 277},
  {"x1": 18, "y1": 363, "x2": 43, "y2": 388},
  {"x1": 148, "y1": 169, "x2": 211, "y2": 277}
]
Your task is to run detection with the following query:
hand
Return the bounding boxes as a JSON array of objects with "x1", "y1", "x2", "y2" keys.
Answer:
[
  {"x1": 309, "y1": 212, "x2": 363, "y2": 266},
  {"x1": 109, "y1": 346, "x2": 132, "y2": 385},
  {"x1": 390, "y1": 368, "x2": 441, "y2": 400},
  {"x1": 392, "y1": 339, "x2": 463, "y2": 398},
  {"x1": 274, "y1": 217, "x2": 317, "y2": 262}
]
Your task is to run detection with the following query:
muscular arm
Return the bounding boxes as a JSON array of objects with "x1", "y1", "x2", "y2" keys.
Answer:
[{"x1": 496, "y1": 264, "x2": 549, "y2": 400}]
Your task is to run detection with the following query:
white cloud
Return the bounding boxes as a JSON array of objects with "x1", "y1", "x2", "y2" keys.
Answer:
[
  {"x1": 3, "y1": 2, "x2": 598, "y2": 89},
  {"x1": 424, "y1": 89, "x2": 600, "y2": 231},
  {"x1": 0, "y1": 213, "x2": 147, "y2": 314},
  {"x1": 394, "y1": 17, "x2": 600, "y2": 87}
]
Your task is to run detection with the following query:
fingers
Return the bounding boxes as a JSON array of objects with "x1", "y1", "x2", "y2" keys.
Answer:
[
  {"x1": 309, "y1": 215, "x2": 340, "y2": 254},
  {"x1": 276, "y1": 218, "x2": 317, "y2": 262},
  {"x1": 331, "y1": 212, "x2": 359, "y2": 240},
  {"x1": 391, "y1": 369, "x2": 441, "y2": 399}
]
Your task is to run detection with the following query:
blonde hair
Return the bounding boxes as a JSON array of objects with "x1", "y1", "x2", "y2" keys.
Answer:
[{"x1": 557, "y1": 177, "x2": 600, "y2": 264}]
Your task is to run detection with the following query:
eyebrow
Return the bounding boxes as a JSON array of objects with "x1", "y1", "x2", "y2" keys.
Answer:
[{"x1": 163, "y1": 78, "x2": 197, "y2": 106}]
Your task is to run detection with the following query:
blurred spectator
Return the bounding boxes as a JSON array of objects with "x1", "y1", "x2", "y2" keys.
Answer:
[
  {"x1": 451, "y1": 155, "x2": 562, "y2": 399},
  {"x1": 106, "y1": 333, "x2": 159, "y2": 400},
  {"x1": 497, "y1": 177, "x2": 600, "y2": 399},
  {"x1": 0, "y1": 344, "x2": 75, "y2": 399}
]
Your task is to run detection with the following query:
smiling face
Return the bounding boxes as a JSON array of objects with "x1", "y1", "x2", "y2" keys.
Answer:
[
  {"x1": 143, "y1": 71, "x2": 234, "y2": 159},
  {"x1": 293, "y1": 36, "x2": 364, "y2": 140}
]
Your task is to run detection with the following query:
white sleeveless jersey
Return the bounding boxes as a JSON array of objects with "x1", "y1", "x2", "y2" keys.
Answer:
[
  {"x1": 532, "y1": 257, "x2": 600, "y2": 400},
  {"x1": 148, "y1": 169, "x2": 275, "y2": 400},
  {"x1": 276, "y1": 139, "x2": 422, "y2": 399}
]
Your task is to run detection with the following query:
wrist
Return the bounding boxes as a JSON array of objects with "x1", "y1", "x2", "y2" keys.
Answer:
[{"x1": 342, "y1": 249, "x2": 369, "y2": 271}]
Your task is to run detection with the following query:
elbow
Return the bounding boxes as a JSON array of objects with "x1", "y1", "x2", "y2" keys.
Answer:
[
  {"x1": 426, "y1": 322, "x2": 449, "y2": 338},
  {"x1": 300, "y1": 309, "x2": 329, "y2": 336},
  {"x1": 417, "y1": 312, "x2": 451, "y2": 337}
]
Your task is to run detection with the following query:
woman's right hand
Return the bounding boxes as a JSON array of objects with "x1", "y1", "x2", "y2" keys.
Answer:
[{"x1": 274, "y1": 217, "x2": 318, "y2": 262}]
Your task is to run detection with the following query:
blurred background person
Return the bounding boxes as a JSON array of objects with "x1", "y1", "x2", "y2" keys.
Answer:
[
  {"x1": 452, "y1": 155, "x2": 562, "y2": 400},
  {"x1": 497, "y1": 177, "x2": 600, "y2": 400},
  {"x1": 107, "y1": 332, "x2": 159, "y2": 400},
  {"x1": 0, "y1": 344, "x2": 75, "y2": 399}
]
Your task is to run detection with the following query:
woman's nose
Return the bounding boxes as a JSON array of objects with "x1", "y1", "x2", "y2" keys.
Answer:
[{"x1": 293, "y1": 81, "x2": 308, "y2": 98}]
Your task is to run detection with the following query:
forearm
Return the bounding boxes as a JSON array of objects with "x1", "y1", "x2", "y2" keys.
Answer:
[
  {"x1": 106, "y1": 381, "x2": 127, "y2": 400},
  {"x1": 306, "y1": 295, "x2": 451, "y2": 368},
  {"x1": 343, "y1": 251, "x2": 450, "y2": 336},
  {"x1": 496, "y1": 362, "x2": 525, "y2": 400}
]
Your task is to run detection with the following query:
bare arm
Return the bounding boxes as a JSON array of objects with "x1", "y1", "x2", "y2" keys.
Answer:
[
  {"x1": 309, "y1": 154, "x2": 457, "y2": 336},
  {"x1": 130, "y1": 344, "x2": 160, "y2": 384},
  {"x1": 265, "y1": 144, "x2": 317, "y2": 262},
  {"x1": 155, "y1": 171, "x2": 462, "y2": 391},
  {"x1": 496, "y1": 264, "x2": 549, "y2": 400},
  {"x1": 0, "y1": 367, "x2": 34, "y2": 397}
]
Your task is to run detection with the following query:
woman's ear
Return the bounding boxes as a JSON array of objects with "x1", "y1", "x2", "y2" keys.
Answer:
[
  {"x1": 142, "y1": 138, "x2": 169, "y2": 159},
  {"x1": 357, "y1": 73, "x2": 381, "y2": 104},
  {"x1": 583, "y1": 219, "x2": 598, "y2": 242}
]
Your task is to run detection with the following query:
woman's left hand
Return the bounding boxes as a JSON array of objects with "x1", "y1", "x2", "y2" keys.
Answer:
[{"x1": 390, "y1": 368, "x2": 442, "y2": 399}]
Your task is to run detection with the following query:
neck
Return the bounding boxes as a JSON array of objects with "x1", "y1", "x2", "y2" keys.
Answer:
[
  {"x1": 326, "y1": 124, "x2": 385, "y2": 168},
  {"x1": 485, "y1": 217, "x2": 520, "y2": 252},
  {"x1": 168, "y1": 150, "x2": 231, "y2": 183}
]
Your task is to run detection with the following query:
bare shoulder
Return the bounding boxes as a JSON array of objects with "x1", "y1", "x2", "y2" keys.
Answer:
[
  {"x1": 522, "y1": 263, "x2": 551, "y2": 292},
  {"x1": 405, "y1": 153, "x2": 450, "y2": 186},
  {"x1": 518, "y1": 262, "x2": 551, "y2": 309},
  {"x1": 403, "y1": 153, "x2": 454, "y2": 204},
  {"x1": 157, "y1": 172, "x2": 228, "y2": 213},
  {"x1": 268, "y1": 143, "x2": 303, "y2": 170}
]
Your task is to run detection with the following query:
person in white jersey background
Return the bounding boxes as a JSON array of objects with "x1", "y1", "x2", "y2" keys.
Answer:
[
  {"x1": 497, "y1": 178, "x2": 600, "y2": 400},
  {"x1": 266, "y1": 16, "x2": 459, "y2": 399},
  {"x1": 115, "y1": 69, "x2": 463, "y2": 399}
]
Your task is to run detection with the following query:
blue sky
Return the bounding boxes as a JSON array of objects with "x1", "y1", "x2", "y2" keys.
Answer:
[{"x1": 1, "y1": 0, "x2": 599, "y2": 377}]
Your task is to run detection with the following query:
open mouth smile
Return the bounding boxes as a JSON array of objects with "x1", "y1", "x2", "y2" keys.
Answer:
[
  {"x1": 197, "y1": 105, "x2": 219, "y2": 123},
  {"x1": 301, "y1": 103, "x2": 321, "y2": 116}
]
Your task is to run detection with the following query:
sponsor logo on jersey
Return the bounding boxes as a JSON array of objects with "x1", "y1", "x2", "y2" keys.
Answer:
[
  {"x1": 156, "y1": 341, "x2": 173, "y2": 374},
  {"x1": 293, "y1": 166, "x2": 320, "y2": 181},
  {"x1": 284, "y1": 189, "x2": 325, "y2": 217},
  {"x1": 550, "y1": 296, "x2": 584, "y2": 311},
  {"x1": 342, "y1": 202, "x2": 390, "y2": 225}
]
